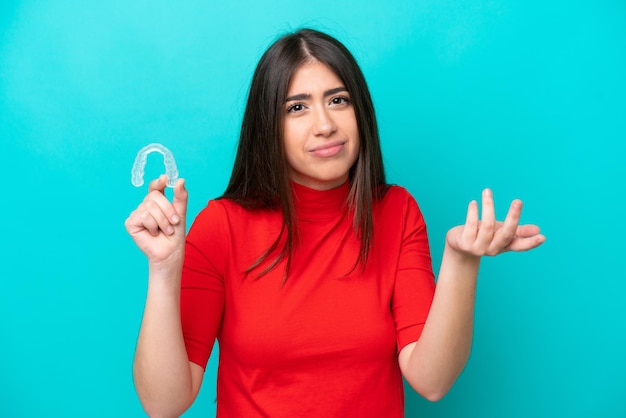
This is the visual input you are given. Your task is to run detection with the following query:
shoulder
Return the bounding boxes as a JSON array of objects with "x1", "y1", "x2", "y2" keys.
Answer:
[
  {"x1": 193, "y1": 198, "x2": 258, "y2": 223},
  {"x1": 187, "y1": 198, "x2": 243, "y2": 236},
  {"x1": 189, "y1": 197, "x2": 281, "y2": 237},
  {"x1": 382, "y1": 185, "x2": 414, "y2": 200},
  {"x1": 374, "y1": 185, "x2": 428, "y2": 229},
  {"x1": 377, "y1": 185, "x2": 422, "y2": 212}
]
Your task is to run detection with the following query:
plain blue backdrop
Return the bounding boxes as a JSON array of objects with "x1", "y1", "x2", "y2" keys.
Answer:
[{"x1": 1, "y1": 1, "x2": 624, "y2": 416}]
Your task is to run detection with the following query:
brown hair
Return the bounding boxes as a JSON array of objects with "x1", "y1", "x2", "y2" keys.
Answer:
[{"x1": 221, "y1": 28, "x2": 387, "y2": 278}]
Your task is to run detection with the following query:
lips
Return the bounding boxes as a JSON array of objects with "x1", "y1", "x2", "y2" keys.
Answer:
[{"x1": 309, "y1": 141, "x2": 346, "y2": 158}]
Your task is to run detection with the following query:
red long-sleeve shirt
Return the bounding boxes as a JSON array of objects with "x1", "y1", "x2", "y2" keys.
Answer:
[{"x1": 181, "y1": 181, "x2": 435, "y2": 417}]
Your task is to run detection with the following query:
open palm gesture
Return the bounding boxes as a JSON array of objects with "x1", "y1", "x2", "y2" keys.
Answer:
[{"x1": 446, "y1": 188, "x2": 545, "y2": 257}]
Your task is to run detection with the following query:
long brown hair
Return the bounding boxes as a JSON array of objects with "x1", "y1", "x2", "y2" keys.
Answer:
[{"x1": 221, "y1": 28, "x2": 387, "y2": 278}]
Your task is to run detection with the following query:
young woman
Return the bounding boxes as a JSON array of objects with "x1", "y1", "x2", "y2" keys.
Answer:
[{"x1": 125, "y1": 29, "x2": 545, "y2": 417}]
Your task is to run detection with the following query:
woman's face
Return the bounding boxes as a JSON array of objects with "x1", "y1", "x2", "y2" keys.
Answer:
[{"x1": 282, "y1": 60, "x2": 360, "y2": 191}]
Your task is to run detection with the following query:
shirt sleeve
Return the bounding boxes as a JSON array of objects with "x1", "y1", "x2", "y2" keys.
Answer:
[
  {"x1": 391, "y1": 191, "x2": 436, "y2": 352},
  {"x1": 180, "y1": 200, "x2": 228, "y2": 369}
]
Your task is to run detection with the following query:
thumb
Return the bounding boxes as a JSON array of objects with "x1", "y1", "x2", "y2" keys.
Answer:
[{"x1": 173, "y1": 178, "x2": 188, "y2": 221}]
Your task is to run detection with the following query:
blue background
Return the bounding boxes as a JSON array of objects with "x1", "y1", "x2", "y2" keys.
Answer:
[{"x1": 2, "y1": 1, "x2": 625, "y2": 416}]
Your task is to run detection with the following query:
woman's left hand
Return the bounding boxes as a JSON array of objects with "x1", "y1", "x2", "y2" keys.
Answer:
[{"x1": 446, "y1": 188, "x2": 546, "y2": 258}]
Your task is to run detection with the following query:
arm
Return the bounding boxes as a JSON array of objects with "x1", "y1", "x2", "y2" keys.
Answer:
[
  {"x1": 133, "y1": 260, "x2": 205, "y2": 417},
  {"x1": 399, "y1": 188, "x2": 545, "y2": 401},
  {"x1": 125, "y1": 175, "x2": 203, "y2": 417}
]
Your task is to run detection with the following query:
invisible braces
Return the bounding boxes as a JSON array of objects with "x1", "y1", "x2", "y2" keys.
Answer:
[{"x1": 131, "y1": 143, "x2": 179, "y2": 188}]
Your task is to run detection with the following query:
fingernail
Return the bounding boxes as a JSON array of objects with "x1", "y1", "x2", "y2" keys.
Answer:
[
  {"x1": 166, "y1": 226, "x2": 174, "y2": 235},
  {"x1": 484, "y1": 188, "x2": 492, "y2": 197},
  {"x1": 171, "y1": 215, "x2": 180, "y2": 223}
]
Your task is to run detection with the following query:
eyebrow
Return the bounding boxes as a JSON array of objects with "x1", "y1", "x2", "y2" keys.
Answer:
[{"x1": 285, "y1": 86, "x2": 348, "y2": 102}]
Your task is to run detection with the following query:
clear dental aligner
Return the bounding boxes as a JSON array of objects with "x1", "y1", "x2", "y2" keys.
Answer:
[{"x1": 131, "y1": 143, "x2": 179, "y2": 188}]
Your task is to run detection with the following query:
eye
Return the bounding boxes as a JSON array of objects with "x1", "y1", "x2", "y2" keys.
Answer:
[
  {"x1": 287, "y1": 103, "x2": 305, "y2": 113},
  {"x1": 330, "y1": 96, "x2": 350, "y2": 106}
]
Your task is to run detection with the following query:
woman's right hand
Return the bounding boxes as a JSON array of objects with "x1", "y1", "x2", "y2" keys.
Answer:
[{"x1": 125, "y1": 175, "x2": 188, "y2": 267}]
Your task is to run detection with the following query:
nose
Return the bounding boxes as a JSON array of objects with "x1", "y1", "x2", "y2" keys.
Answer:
[{"x1": 312, "y1": 107, "x2": 337, "y2": 137}]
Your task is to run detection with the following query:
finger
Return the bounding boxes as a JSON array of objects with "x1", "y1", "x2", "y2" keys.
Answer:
[
  {"x1": 140, "y1": 198, "x2": 176, "y2": 236},
  {"x1": 148, "y1": 174, "x2": 168, "y2": 194},
  {"x1": 172, "y1": 178, "x2": 188, "y2": 223},
  {"x1": 515, "y1": 224, "x2": 541, "y2": 238},
  {"x1": 139, "y1": 208, "x2": 163, "y2": 236},
  {"x1": 506, "y1": 234, "x2": 546, "y2": 252},
  {"x1": 125, "y1": 210, "x2": 147, "y2": 235},
  {"x1": 125, "y1": 207, "x2": 162, "y2": 237},
  {"x1": 459, "y1": 199, "x2": 479, "y2": 245},
  {"x1": 144, "y1": 184, "x2": 181, "y2": 227},
  {"x1": 474, "y1": 188, "x2": 496, "y2": 250},
  {"x1": 487, "y1": 199, "x2": 522, "y2": 254}
]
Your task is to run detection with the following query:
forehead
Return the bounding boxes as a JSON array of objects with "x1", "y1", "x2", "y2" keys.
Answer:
[{"x1": 287, "y1": 60, "x2": 344, "y2": 93}]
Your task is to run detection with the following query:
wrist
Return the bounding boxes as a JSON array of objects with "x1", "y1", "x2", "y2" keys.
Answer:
[
  {"x1": 148, "y1": 257, "x2": 184, "y2": 291},
  {"x1": 442, "y1": 241, "x2": 481, "y2": 267},
  {"x1": 437, "y1": 243, "x2": 481, "y2": 289},
  {"x1": 148, "y1": 247, "x2": 184, "y2": 272}
]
